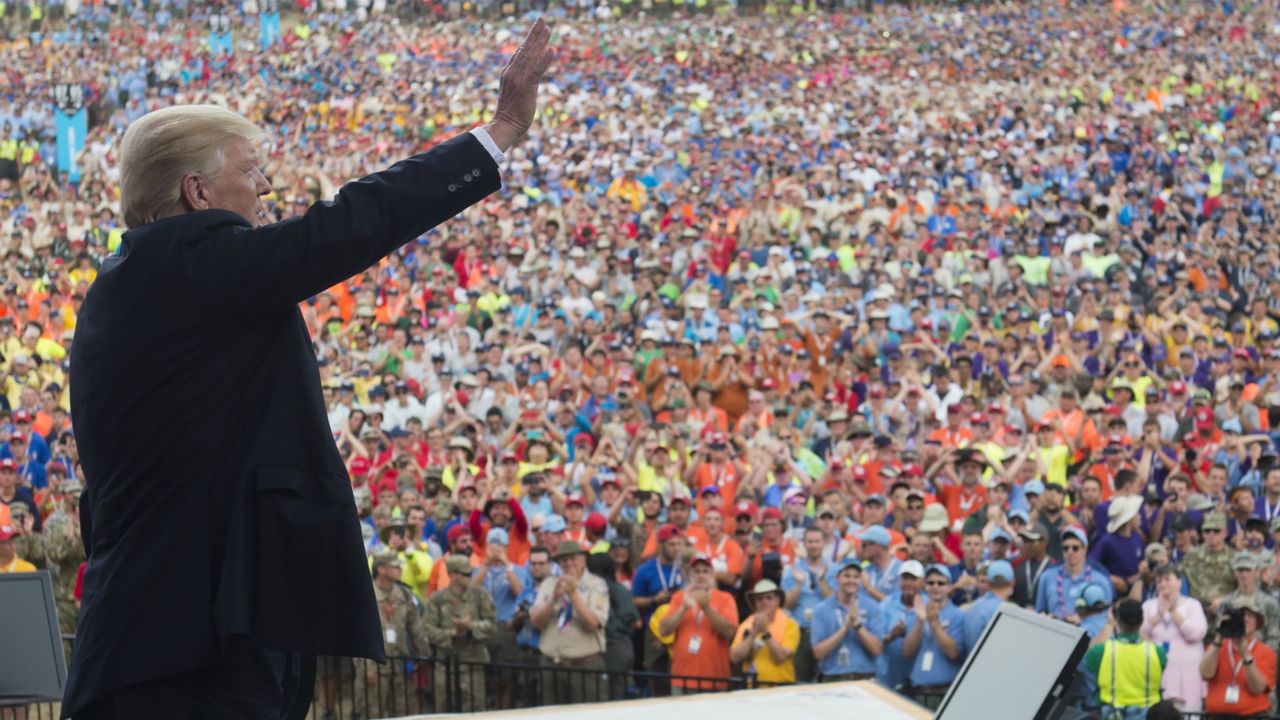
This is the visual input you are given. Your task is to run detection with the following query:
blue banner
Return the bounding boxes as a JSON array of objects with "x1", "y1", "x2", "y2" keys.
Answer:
[
  {"x1": 54, "y1": 107, "x2": 88, "y2": 184},
  {"x1": 259, "y1": 11, "x2": 281, "y2": 50},
  {"x1": 210, "y1": 30, "x2": 234, "y2": 56}
]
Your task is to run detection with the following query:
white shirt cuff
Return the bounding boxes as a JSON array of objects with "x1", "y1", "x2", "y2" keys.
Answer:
[{"x1": 469, "y1": 127, "x2": 505, "y2": 168}]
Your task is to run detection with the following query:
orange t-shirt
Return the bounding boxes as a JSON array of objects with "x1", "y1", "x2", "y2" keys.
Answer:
[
  {"x1": 939, "y1": 483, "x2": 987, "y2": 524},
  {"x1": 667, "y1": 588, "x2": 740, "y2": 688},
  {"x1": 928, "y1": 427, "x2": 973, "y2": 449},
  {"x1": 642, "y1": 523, "x2": 708, "y2": 559},
  {"x1": 695, "y1": 532, "x2": 745, "y2": 578},
  {"x1": 695, "y1": 461, "x2": 742, "y2": 502},
  {"x1": 750, "y1": 536, "x2": 797, "y2": 579},
  {"x1": 1204, "y1": 640, "x2": 1275, "y2": 716},
  {"x1": 1087, "y1": 462, "x2": 1132, "y2": 503}
]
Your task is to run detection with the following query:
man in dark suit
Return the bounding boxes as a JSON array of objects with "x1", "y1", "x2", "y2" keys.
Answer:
[
  {"x1": 62, "y1": 21, "x2": 554, "y2": 720},
  {"x1": 1011, "y1": 522, "x2": 1056, "y2": 609}
]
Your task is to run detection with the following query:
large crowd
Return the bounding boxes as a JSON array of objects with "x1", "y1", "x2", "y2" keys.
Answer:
[{"x1": 2, "y1": 0, "x2": 1280, "y2": 718}]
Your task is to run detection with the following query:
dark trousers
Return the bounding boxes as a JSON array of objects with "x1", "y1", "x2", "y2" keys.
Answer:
[{"x1": 79, "y1": 639, "x2": 314, "y2": 720}]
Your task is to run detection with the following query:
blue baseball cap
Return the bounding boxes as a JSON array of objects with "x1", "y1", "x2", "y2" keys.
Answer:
[
  {"x1": 989, "y1": 527, "x2": 1013, "y2": 544},
  {"x1": 987, "y1": 560, "x2": 1014, "y2": 585},
  {"x1": 1008, "y1": 508, "x2": 1030, "y2": 524},
  {"x1": 1076, "y1": 583, "x2": 1109, "y2": 610},
  {"x1": 858, "y1": 524, "x2": 892, "y2": 547},
  {"x1": 542, "y1": 515, "x2": 567, "y2": 533},
  {"x1": 925, "y1": 563, "x2": 952, "y2": 580},
  {"x1": 1023, "y1": 479, "x2": 1046, "y2": 496},
  {"x1": 836, "y1": 557, "x2": 863, "y2": 574},
  {"x1": 486, "y1": 527, "x2": 509, "y2": 546}
]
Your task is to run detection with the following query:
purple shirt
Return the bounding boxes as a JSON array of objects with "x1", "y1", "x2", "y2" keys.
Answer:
[{"x1": 1088, "y1": 530, "x2": 1145, "y2": 580}]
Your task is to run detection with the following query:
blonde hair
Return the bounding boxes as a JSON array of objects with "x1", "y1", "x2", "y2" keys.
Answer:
[{"x1": 119, "y1": 104, "x2": 267, "y2": 229}]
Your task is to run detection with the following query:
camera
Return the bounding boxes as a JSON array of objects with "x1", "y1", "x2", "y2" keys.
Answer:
[{"x1": 1218, "y1": 608, "x2": 1245, "y2": 640}]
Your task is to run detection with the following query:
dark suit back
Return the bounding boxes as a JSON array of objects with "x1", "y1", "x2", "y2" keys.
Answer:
[{"x1": 63, "y1": 133, "x2": 499, "y2": 717}]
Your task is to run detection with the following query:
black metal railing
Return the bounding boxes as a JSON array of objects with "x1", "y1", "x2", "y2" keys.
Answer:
[{"x1": 309, "y1": 654, "x2": 781, "y2": 718}]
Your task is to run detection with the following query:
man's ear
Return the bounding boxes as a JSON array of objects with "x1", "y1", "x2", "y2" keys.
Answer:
[{"x1": 179, "y1": 173, "x2": 212, "y2": 212}]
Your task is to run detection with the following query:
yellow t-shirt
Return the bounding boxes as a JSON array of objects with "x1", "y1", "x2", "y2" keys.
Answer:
[
  {"x1": 1038, "y1": 444, "x2": 1071, "y2": 488},
  {"x1": 1, "y1": 557, "x2": 36, "y2": 573},
  {"x1": 735, "y1": 610, "x2": 800, "y2": 684}
]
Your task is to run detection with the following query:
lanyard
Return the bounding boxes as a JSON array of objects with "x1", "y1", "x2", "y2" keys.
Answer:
[
  {"x1": 1264, "y1": 497, "x2": 1280, "y2": 523},
  {"x1": 1227, "y1": 639, "x2": 1256, "y2": 679},
  {"x1": 712, "y1": 535, "x2": 728, "y2": 559},
  {"x1": 657, "y1": 561, "x2": 681, "y2": 592},
  {"x1": 1056, "y1": 565, "x2": 1092, "y2": 618},
  {"x1": 711, "y1": 463, "x2": 732, "y2": 488},
  {"x1": 1026, "y1": 558, "x2": 1048, "y2": 600}
]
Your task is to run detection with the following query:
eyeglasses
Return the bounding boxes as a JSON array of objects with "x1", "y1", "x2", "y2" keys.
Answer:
[{"x1": 1062, "y1": 544, "x2": 1084, "y2": 553}]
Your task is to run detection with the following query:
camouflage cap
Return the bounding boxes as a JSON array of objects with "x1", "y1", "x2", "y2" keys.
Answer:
[
  {"x1": 1201, "y1": 511, "x2": 1227, "y2": 531},
  {"x1": 445, "y1": 555, "x2": 473, "y2": 575},
  {"x1": 371, "y1": 551, "x2": 402, "y2": 570}
]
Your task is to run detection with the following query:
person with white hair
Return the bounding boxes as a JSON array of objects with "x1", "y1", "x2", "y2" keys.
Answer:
[{"x1": 62, "y1": 20, "x2": 554, "y2": 720}]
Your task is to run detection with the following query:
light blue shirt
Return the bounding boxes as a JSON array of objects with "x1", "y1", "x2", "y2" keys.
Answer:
[
  {"x1": 781, "y1": 559, "x2": 839, "y2": 629},
  {"x1": 477, "y1": 563, "x2": 532, "y2": 623},
  {"x1": 1034, "y1": 564, "x2": 1113, "y2": 620},
  {"x1": 811, "y1": 594, "x2": 883, "y2": 676},
  {"x1": 961, "y1": 592, "x2": 1005, "y2": 652},
  {"x1": 908, "y1": 601, "x2": 967, "y2": 687},
  {"x1": 863, "y1": 557, "x2": 902, "y2": 600},
  {"x1": 876, "y1": 592, "x2": 919, "y2": 689}
]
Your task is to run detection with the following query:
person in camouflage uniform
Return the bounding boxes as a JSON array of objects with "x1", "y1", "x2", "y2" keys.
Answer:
[
  {"x1": 1219, "y1": 553, "x2": 1280, "y2": 653},
  {"x1": 355, "y1": 551, "x2": 429, "y2": 720},
  {"x1": 7, "y1": 502, "x2": 46, "y2": 570},
  {"x1": 1181, "y1": 512, "x2": 1237, "y2": 640},
  {"x1": 45, "y1": 478, "x2": 85, "y2": 659},
  {"x1": 425, "y1": 554, "x2": 497, "y2": 713}
]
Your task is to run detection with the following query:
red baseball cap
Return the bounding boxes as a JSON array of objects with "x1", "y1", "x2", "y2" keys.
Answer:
[
  {"x1": 656, "y1": 523, "x2": 682, "y2": 542},
  {"x1": 585, "y1": 512, "x2": 609, "y2": 535},
  {"x1": 565, "y1": 494, "x2": 585, "y2": 507},
  {"x1": 12, "y1": 411, "x2": 31, "y2": 424},
  {"x1": 761, "y1": 507, "x2": 783, "y2": 522},
  {"x1": 902, "y1": 463, "x2": 924, "y2": 477},
  {"x1": 987, "y1": 403, "x2": 1006, "y2": 414},
  {"x1": 969, "y1": 412, "x2": 988, "y2": 425},
  {"x1": 349, "y1": 456, "x2": 372, "y2": 477},
  {"x1": 1195, "y1": 407, "x2": 1215, "y2": 430},
  {"x1": 689, "y1": 552, "x2": 714, "y2": 567},
  {"x1": 734, "y1": 500, "x2": 759, "y2": 520},
  {"x1": 853, "y1": 465, "x2": 868, "y2": 481},
  {"x1": 1169, "y1": 381, "x2": 1187, "y2": 395},
  {"x1": 0, "y1": 524, "x2": 13, "y2": 541},
  {"x1": 446, "y1": 524, "x2": 467, "y2": 544}
]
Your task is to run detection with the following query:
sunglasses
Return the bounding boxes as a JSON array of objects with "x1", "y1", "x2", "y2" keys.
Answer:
[{"x1": 1203, "y1": 528, "x2": 1224, "y2": 534}]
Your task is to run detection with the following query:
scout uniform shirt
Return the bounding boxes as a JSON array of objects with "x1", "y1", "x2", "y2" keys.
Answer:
[{"x1": 534, "y1": 572, "x2": 610, "y2": 662}]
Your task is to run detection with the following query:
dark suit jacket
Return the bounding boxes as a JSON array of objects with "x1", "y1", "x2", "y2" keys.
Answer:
[{"x1": 62, "y1": 133, "x2": 499, "y2": 717}]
